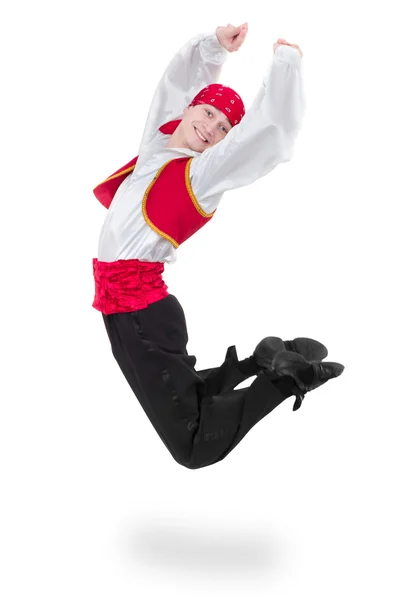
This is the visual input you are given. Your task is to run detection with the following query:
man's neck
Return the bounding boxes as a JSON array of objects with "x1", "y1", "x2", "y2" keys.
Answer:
[{"x1": 166, "y1": 135, "x2": 186, "y2": 149}]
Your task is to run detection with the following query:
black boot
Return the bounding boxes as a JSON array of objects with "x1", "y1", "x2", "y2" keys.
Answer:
[
  {"x1": 283, "y1": 338, "x2": 328, "y2": 362},
  {"x1": 253, "y1": 337, "x2": 286, "y2": 373},
  {"x1": 272, "y1": 350, "x2": 345, "y2": 411},
  {"x1": 253, "y1": 336, "x2": 328, "y2": 373}
]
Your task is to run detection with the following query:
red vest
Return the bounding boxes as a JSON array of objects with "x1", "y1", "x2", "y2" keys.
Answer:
[{"x1": 93, "y1": 155, "x2": 216, "y2": 248}]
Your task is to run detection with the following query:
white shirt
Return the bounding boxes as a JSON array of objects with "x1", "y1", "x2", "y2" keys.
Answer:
[{"x1": 97, "y1": 32, "x2": 305, "y2": 264}]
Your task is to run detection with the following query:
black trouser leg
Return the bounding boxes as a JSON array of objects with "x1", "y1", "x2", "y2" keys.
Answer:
[
  {"x1": 102, "y1": 295, "x2": 295, "y2": 469},
  {"x1": 197, "y1": 345, "x2": 261, "y2": 395}
]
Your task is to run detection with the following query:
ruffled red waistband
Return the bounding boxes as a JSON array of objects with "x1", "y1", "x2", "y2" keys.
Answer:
[{"x1": 92, "y1": 258, "x2": 169, "y2": 315}]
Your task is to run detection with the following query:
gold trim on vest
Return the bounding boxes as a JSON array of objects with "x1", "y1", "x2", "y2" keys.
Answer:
[
  {"x1": 97, "y1": 164, "x2": 136, "y2": 186},
  {"x1": 184, "y1": 158, "x2": 216, "y2": 218},
  {"x1": 142, "y1": 160, "x2": 180, "y2": 248}
]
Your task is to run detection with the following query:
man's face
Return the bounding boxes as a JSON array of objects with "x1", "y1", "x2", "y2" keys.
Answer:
[{"x1": 180, "y1": 103, "x2": 233, "y2": 152}]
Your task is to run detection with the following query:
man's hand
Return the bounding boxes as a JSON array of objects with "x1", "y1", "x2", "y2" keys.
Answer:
[
  {"x1": 273, "y1": 38, "x2": 303, "y2": 57},
  {"x1": 216, "y1": 23, "x2": 248, "y2": 52}
]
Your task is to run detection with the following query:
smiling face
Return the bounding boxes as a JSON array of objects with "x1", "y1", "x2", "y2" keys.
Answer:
[{"x1": 167, "y1": 103, "x2": 233, "y2": 152}]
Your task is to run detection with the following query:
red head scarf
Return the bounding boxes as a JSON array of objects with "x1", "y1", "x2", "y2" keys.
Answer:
[{"x1": 159, "y1": 83, "x2": 245, "y2": 135}]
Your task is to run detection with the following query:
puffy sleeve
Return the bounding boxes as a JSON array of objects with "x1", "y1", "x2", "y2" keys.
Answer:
[
  {"x1": 189, "y1": 45, "x2": 306, "y2": 211},
  {"x1": 137, "y1": 31, "x2": 229, "y2": 153}
]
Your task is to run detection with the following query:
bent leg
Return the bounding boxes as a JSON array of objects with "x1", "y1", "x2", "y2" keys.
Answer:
[{"x1": 102, "y1": 295, "x2": 295, "y2": 469}]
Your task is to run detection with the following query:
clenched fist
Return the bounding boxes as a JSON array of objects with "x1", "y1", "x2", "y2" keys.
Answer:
[
  {"x1": 273, "y1": 38, "x2": 303, "y2": 57},
  {"x1": 216, "y1": 23, "x2": 248, "y2": 52}
]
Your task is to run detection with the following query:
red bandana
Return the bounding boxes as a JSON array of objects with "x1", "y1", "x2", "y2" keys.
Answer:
[{"x1": 159, "y1": 83, "x2": 245, "y2": 135}]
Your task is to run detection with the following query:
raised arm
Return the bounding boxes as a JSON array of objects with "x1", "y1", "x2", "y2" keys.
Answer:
[
  {"x1": 189, "y1": 43, "x2": 305, "y2": 206},
  {"x1": 137, "y1": 32, "x2": 227, "y2": 152}
]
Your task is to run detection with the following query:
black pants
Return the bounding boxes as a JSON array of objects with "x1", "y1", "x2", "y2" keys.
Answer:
[{"x1": 102, "y1": 294, "x2": 296, "y2": 469}]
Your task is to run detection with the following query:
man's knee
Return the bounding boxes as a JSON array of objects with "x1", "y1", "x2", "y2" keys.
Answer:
[
  {"x1": 169, "y1": 446, "x2": 201, "y2": 469},
  {"x1": 166, "y1": 436, "x2": 211, "y2": 470}
]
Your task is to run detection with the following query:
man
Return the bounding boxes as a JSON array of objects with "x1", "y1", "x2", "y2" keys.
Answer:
[{"x1": 92, "y1": 23, "x2": 344, "y2": 469}]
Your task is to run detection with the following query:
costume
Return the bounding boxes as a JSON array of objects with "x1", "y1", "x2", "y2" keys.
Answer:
[{"x1": 92, "y1": 32, "x2": 308, "y2": 469}]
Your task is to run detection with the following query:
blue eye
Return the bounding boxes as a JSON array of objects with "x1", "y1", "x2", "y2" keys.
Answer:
[{"x1": 205, "y1": 108, "x2": 228, "y2": 134}]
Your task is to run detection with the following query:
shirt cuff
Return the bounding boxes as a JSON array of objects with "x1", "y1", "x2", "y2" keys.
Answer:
[
  {"x1": 200, "y1": 31, "x2": 229, "y2": 63},
  {"x1": 274, "y1": 44, "x2": 302, "y2": 68}
]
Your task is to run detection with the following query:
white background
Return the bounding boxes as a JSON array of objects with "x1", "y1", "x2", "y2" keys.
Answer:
[{"x1": 1, "y1": 0, "x2": 399, "y2": 598}]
